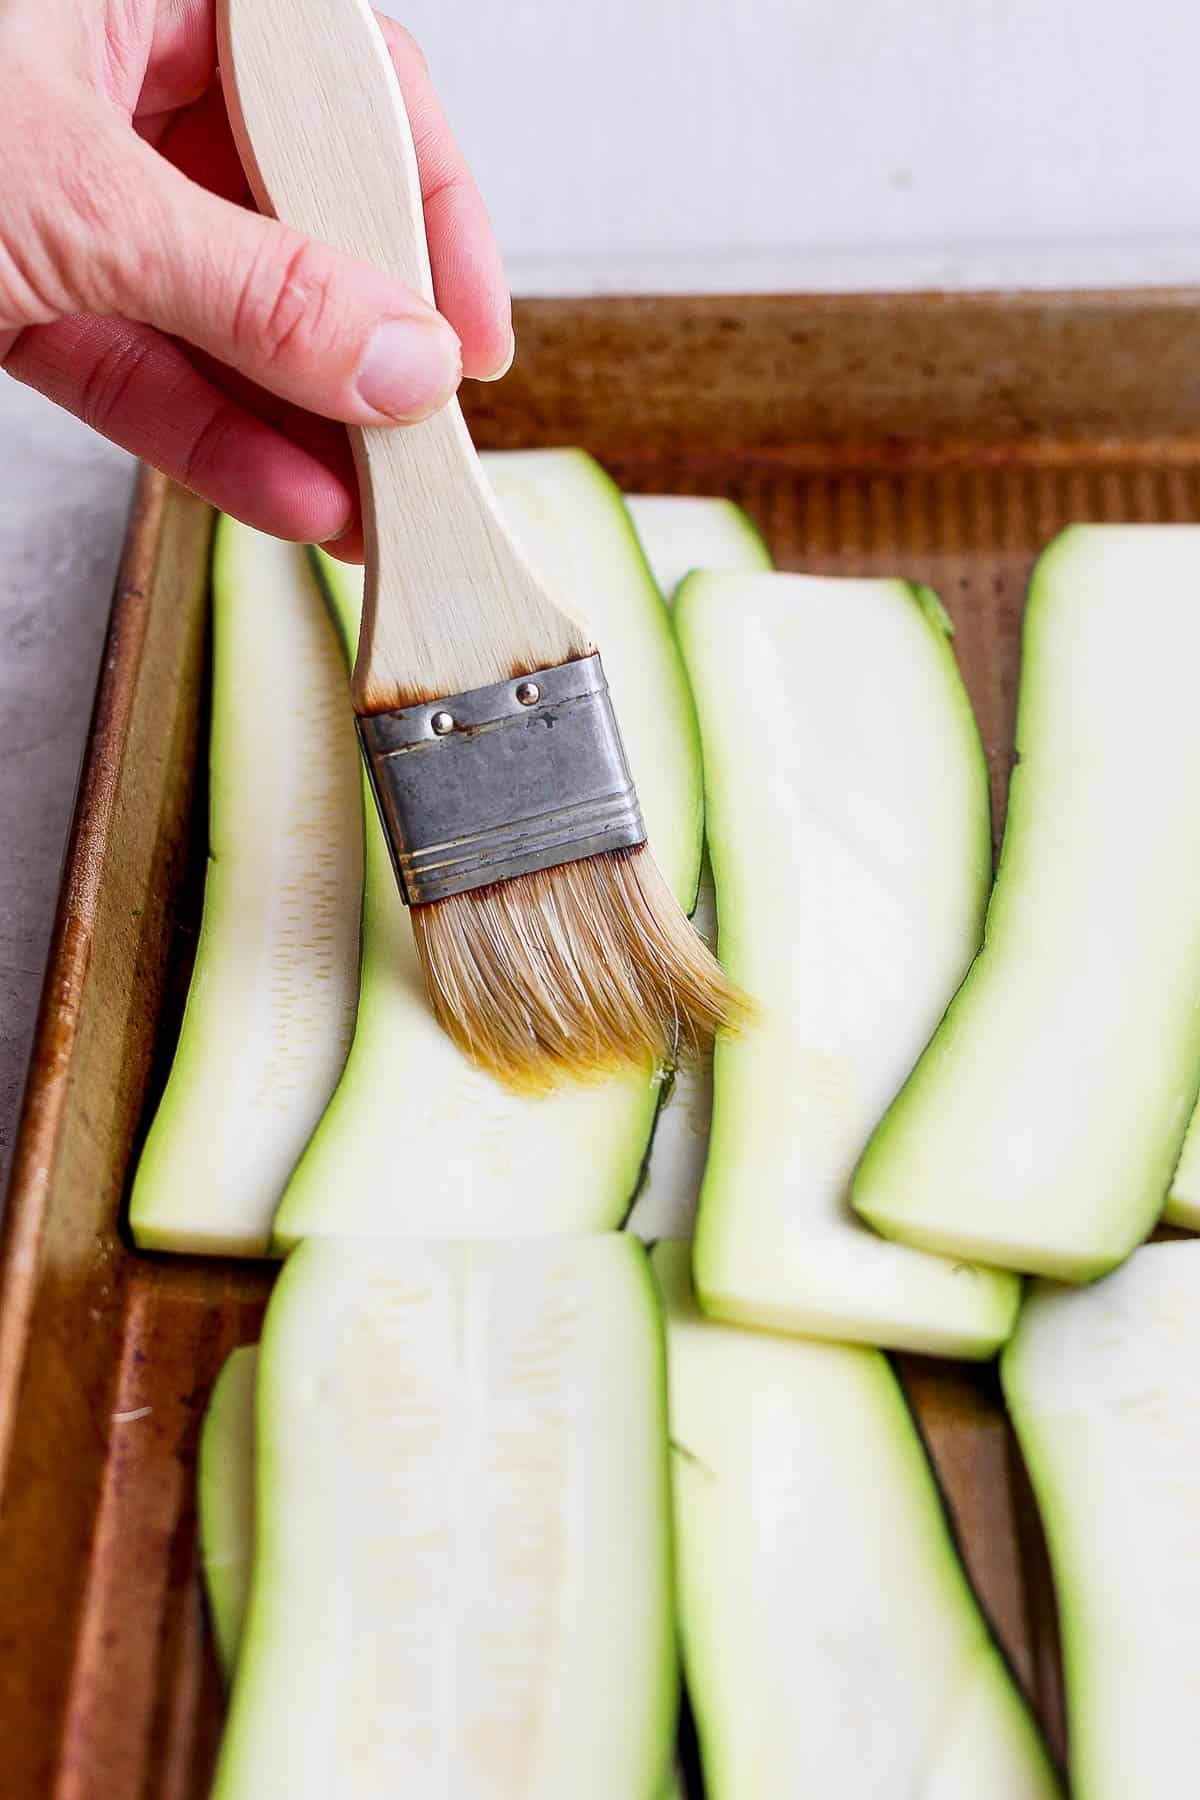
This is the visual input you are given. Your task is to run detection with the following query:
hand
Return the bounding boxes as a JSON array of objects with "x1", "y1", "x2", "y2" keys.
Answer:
[{"x1": 0, "y1": 0, "x2": 512, "y2": 558}]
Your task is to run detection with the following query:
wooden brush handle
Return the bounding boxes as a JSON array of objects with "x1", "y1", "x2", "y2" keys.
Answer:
[{"x1": 217, "y1": 0, "x2": 586, "y2": 710}]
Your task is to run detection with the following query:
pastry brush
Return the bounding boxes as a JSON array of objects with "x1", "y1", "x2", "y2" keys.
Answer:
[{"x1": 217, "y1": 0, "x2": 744, "y2": 1088}]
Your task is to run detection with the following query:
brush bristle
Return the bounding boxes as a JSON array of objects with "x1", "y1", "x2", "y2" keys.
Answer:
[{"x1": 411, "y1": 846, "x2": 749, "y2": 1091}]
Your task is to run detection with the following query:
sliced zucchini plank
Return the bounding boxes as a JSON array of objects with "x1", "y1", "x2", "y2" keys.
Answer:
[
  {"x1": 199, "y1": 1345, "x2": 259, "y2": 1680},
  {"x1": 626, "y1": 495, "x2": 772, "y2": 1241},
  {"x1": 272, "y1": 450, "x2": 704, "y2": 1245},
  {"x1": 854, "y1": 527, "x2": 1200, "y2": 1280},
  {"x1": 652, "y1": 1242, "x2": 1059, "y2": 1800},
  {"x1": 623, "y1": 866, "x2": 719, "y2": 1244},
  {"x1": 624, "y1": 493, "x2": 772, "y2": 604},
  {"x1": 129, "y1": 522, "x2": 362, "y2": 1254},
  {"x1": 674, "y1": 570, "x2": 1019, "y2": 1355},
  {"x1": 1003, "y1": 1240, "x2": 1200, "y2": 1800},
  {"x1": 198, "y1": 1343, "x2": 689, "y2": 1800},
  {"x1": 213, "y1": 1235, "x2": 677, "y2": 1800}
]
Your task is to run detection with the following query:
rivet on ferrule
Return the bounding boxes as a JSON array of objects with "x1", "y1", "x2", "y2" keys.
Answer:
[{"x1": 356, "y1": 653, "x2": 647, "y2": 907}]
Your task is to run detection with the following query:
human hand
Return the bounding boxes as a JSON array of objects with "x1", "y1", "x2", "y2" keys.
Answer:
[{"x1": 0, "y1": 0, "x2": 512, "y2": 558}]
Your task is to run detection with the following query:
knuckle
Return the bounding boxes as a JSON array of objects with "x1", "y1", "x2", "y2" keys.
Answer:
[
  {"x1": 50, "y1": 127, "x2": 135, "y2": 311},
  {"x1": 181, "y1": 401, "x2": 241, "y2": 496},
  {"x1": 0, "y1": 111, "x2": 133, "y2": 322},
  {"x1": 232, "y1": 234, "x2": 338, "y2": 369},
  {"x1": 100, "y1": 7, "x2": 145, "y2": 106},
  {"x1": 78, "y1": 331, "x2": 154, "y2": 438},
  {"x1": 418, "y1": 160, "x2": 464, "y2": 211}
]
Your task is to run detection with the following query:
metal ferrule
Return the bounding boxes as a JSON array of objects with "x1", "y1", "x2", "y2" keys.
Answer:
[{"x1": 356, "y1": 653, "x2": 646, "y2": 906}]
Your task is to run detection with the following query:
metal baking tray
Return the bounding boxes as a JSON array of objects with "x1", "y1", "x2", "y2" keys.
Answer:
[{"x1": 7, "y1": 288, "x2": 1200, "y2": 1795}]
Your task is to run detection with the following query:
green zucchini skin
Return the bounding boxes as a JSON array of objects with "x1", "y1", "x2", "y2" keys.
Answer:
[
  {"x1": 854, "y1": 527, "x2": 1200, "y2": 1280},
  {"x1": 652, "y1": 1241, "x2": 1060, "y2": 1800},
  {"x1": 674, "y1": 569, "x2": 1019, "y2": 1355},
  {"x1": 271, "y1": 450, "x2": 707, "y2": 1247},
  {"x1": 198, "y1": 1345, "x2": 259, "y2": 1681},
  {"x1": 1166, "y1": 1103, "x2": 1200, "y2": 1226},
  {"x1": 129, "y1": 521, "x2": 362, "y2": 1256},
  {"x1": 212, "y1": 1236, "x2": 678, "y2": 1800},
  {"x1": 1003, "y1": 1240, "x2": 1200, "y2": 1798}
]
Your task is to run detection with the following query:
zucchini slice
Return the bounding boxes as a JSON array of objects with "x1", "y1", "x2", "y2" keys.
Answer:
[
  {"x1": 624, "y1": 493, "x2": 772, "y2": 602},
  {"x1": 197, "y1": 1342, "x2": 686, "y2": 1794},
  {"x1": 198, "y1": 1344, "x2": 688, "y2": 1799},
  {"x1": 854, "y1": 527, "x2": 1200, "y2": 1280},
  {"x1": 272, "y1": 450, "x2": 705, "y2": 1246},
  {"x1": 199, "y1": 1345, "x2": 258, "y2": 1680},
  {"x1": 652, "y1": 1241, "x2": 1059, "y2": 1799},
  {"x1": 213, "y1": 1236, "x2": 676, "y2": 1800},
  {"x1": 129, "y1": 522, "x2": 362, "y2": 1255},
  {"x1": 674, "y1": 570, "x2": 1019, "y2": 1355},
  {"x1": 625, "y1": 494, "x2": 773, "y2": 1241},
  {"x1": 1003, "y1": 1240, "x2": 1200, "y2": 1798}
]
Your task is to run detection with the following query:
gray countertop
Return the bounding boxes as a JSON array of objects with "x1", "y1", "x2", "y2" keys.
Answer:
[{"x1": 0, "y1": 381, "x2": 134, "y2": 1199}]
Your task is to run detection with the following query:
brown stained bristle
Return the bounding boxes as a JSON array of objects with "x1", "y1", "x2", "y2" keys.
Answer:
[
  {"x1": 368, "y1": 651, "x2": 594, "y2": 716},
  {"x1": 411, "y1": 845, "x2": 750, "y2": 1091}
]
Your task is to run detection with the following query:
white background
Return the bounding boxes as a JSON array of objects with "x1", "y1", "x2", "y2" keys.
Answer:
[{"x1": 384, "y1": 0, "x2": 1200, "y2": 294}]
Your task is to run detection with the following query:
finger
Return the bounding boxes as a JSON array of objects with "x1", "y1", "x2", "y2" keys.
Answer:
[
  {"x1": 106, "y1": 330, "x2": 368, "y2": 556},
  {"x1": 376, "y1": 17, "x2": 514, "y2": 380},
  {"x1": 4, "y1": 314, "x2": 355, "y2": 543},
  {"x1": 131, "y1": 9, "x2": 511, "y2": 377},
  {"x1": 319, "y1": 520, "x2": 366, "y2": 564},
  {"x1": 139, "y1": 0, "x2": 217, "y2": 117},
  {"x1": 184, "y1": 342, "x2": 361, "y2": 513},
  {"x1": 89, "y1": 133, "x2": 463, "y2": 428}
]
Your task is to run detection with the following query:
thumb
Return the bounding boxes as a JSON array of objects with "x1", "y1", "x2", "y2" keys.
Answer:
[{"x1": 103, "y1": 141, "x2": 463, "y2": 425}]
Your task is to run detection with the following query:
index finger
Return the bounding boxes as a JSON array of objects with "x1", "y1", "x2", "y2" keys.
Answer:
[
  {"x1": 140, "y1": 6, "x2": 514, "y2": 381},
  {"x1": 375, "y1": 18, "x2": 514, "y2": 381}
]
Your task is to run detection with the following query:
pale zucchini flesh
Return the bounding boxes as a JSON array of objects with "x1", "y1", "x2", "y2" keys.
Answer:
[
  {"x1": 213, "y1": 1235, "x2": 677, "y2": 1800},
  {"x1": 198, "y1": 1343, "x2": 690, "y2": 1796},
  {"x1": 854, "y1": 526, "x2": 1200, "y2": 1280},
  {"x1": 129, "y1": 522, "x2": 362, "y2": 1255},
  {"x1": 651, "y1": 1242, "x2": 1059, "y2": 1799},
  {"x1": 273, "y1": 451, "x2": 705, "y2": 1246},
  {"x1": 130, "y1": 460, "x2": 717, "y2": 1258},
  {"x1": 625, "y1": 494, "x2": 772, "y2": 1241},
  {"x1": 624, "y1": 493, "x2": 772, "y2": 604},
  {"x1": 1003, "y1": 1240, "x2": 1200, "y2": 1798},
  {"x1": 674, "y1": 570, "x2": 1019, "y2": 1355}
]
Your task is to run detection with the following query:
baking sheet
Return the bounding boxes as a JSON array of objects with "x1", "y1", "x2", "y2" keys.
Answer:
[{"x1": 5, "y1": 290, "x2": 1200, "y2": 1794}]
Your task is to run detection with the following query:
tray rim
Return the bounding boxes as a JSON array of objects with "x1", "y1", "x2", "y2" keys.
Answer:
[{"x1": 0, "y1": 466, "x2": 171, "y2": 1484}]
